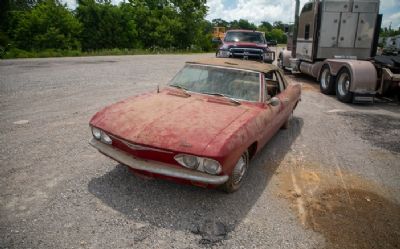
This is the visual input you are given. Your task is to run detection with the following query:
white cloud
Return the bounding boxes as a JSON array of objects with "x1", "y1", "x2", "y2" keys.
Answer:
[
  {"x1": 382, "y1": 12, "x2": 400, "y2": 29},
  {"x1": 206, "y1": 0, "x2": 309, "y2": 24},
  {"x1": 381, "y1": 0, "x2": 397, "y2": 9},
  {"x1": 62, "y1": 0, "x2": 77, "y2": 9},
  {"x1": 206, "y1": 0, "x2": 399, "y2": 29}
]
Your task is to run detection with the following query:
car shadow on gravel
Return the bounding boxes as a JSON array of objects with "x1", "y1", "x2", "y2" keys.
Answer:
[{"x1": 88, "y1": 117, "x2": 304, "y2": 245}]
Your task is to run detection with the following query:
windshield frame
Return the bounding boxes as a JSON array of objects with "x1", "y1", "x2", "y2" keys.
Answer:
[{"x1": 168, "y1": 63, "x2": 262, "y2": 103}]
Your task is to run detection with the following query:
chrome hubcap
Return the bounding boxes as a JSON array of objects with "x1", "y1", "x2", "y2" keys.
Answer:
[
  {"x1": 338, "y1": 73, "x2": 350, "y2": 96},
  {"x1": 232, "y1": 155, "x2": 247, "y2": 184},
  {"x1": 320, "y1": 69, "x2": 330, "y2": 89}
]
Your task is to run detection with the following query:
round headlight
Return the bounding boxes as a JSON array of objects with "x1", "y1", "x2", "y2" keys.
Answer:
[
  {"x1": 175, "y1": 154, "x2": 200, "y2": 169},
  {"x1": 92, "y1": 127, "x2": 101, "y2": 140},
  {"x1": 101, "y1": 132, "x2": 112, "y2": 144},
  {"x1": 182, "y1": 155, "x2": 199, "y2": 169},
  {"x1": 203, "y1": 159, "x2": 222, "y2": 175}
]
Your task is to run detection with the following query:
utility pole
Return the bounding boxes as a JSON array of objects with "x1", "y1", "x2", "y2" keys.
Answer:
[{"x1": 292, "y1": 0, "x2": 300, "y2": 58}]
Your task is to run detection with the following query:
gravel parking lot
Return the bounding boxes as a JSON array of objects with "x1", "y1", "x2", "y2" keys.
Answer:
[{"x1": 1, "y1": 54, "x2": 399, "y2": 249}]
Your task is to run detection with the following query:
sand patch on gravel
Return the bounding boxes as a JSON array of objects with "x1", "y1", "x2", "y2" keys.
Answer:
[
  {"x1": 276, "y1": 162, "x2": 400, "y2": 249},
  {"x1": 301, "y1": 83, "x2": 320, "y2": 92}
]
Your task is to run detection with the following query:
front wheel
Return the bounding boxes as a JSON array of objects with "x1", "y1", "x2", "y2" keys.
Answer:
[
  {"x1": 222, "y1": 151, "x2": 249, "y2": 193},
  {"x1": 319, "y1": 65, "x2": 335, "y2": 95},
  {"x1": 336, "y1": 67, "x2": 353, "y2": 103}
]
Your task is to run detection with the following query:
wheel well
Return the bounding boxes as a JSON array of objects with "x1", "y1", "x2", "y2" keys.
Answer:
[{"x1": 248, "y1": 142, "x2": 257, "y2": 160}]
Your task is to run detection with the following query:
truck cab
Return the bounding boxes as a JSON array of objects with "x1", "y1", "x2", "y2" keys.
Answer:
[
  {"x1": 216, "y1": 30, "x2": 275, "y2": 63},
  {"x1": 295, "y1": 0, "x2": 380, "y2": 62},
  {"x1": 279, "y1": 0, "x2": 399, "y2": 103}
]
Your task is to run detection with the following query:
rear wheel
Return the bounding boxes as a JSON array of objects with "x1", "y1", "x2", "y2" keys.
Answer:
[
  {"x1": 336, "y1": 67, "x2": 353, "y2": 103},
  {"x1": 319, "y1": 65, "x2": 335, "y2": 95},
  {"x1": 222, "y1": 151, "x2": 249, "y2": 193}
]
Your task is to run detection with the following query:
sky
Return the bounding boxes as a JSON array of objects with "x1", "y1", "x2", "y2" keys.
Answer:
[
  {"x1": 205, "y1": 0, "x2": 400, "y2": 29},
  {"x1": 63, "y1": 0, "x2": 400, "y2": 29}
]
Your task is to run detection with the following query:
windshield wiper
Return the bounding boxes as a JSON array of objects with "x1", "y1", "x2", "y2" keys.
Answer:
[
  {"x1": 201, "y1": 92, "x2": 241, "y2": 105},
  {"x1": 168, "y1": 84, "x2": 190, "y2": 96},
  {"x1": 169, "y1": 84, "x2": 188, "y2": 91}
]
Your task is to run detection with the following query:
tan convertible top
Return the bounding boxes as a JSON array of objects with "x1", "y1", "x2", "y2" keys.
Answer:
[{"x1": 187, "y1": 58, "x2": 278, "y2": 73}]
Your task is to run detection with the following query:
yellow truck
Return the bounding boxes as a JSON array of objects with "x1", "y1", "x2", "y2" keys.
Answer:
[{"x1": 212, "y1": 27, "x2": 226, "y2": 42}]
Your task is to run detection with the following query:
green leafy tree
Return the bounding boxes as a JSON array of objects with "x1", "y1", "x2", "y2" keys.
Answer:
[
  {"x1": 212, "y1": 18, "x2": 228, "y2": 27},
  {"x1": 77, "y1": 0, "x2": 139, "y2": 50},
  {"x1": 229, "y1": 19, "x2": 257, "y2": 30},
  {"x1": 258, "y1": 21, "x2": 272, "y2": 31},
  {"x1": 12, "y1": 0, "x2": 82, "y2": 50},
  {"x1": 193, "y1": 19, "x2": 213, "y2": 51},
  {"x1": 171, "y1": 0, "x2": 208, "y2": 49},
  {"x1": 273, "y1": 21, "x2": 285, "y2": 31},
  {"x1": 265, "y1": 28, "x2": 287, "y2": 43}
]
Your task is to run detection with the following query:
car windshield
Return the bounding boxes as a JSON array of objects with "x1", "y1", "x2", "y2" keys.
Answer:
[
  {"x1": 169, "y1": 64, "x2": 260, "y2": 102},
  {"x1": 224, "y1": 32, "x2": 264, "y2": 43}
]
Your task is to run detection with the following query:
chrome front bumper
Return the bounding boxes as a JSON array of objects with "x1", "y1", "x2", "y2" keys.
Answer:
[{"x1": 89, "y1": 138, "x2": 229, "y2": 185}]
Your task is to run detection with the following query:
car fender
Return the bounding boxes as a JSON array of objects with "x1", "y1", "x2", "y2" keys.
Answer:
[{"x1": 202, "y1": 109, "x2": 263, "y2": 175}]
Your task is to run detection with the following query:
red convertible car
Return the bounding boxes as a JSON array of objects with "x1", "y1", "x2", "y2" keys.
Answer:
[{"x1": 89, "y1": 58, "x2": 301, "y2": 192}]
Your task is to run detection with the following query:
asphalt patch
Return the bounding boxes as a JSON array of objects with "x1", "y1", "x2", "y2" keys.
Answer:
[
  {"x1": 191, "y1": 220, "x2": 230, "y2": 246},
  {"x1": 337, "y1": 112, "x2": 400, "y2": 153}
]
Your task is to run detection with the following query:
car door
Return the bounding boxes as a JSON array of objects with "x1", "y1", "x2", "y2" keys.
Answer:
[
  {"x1": 275, "y1": 70, "x2": 299, "y2": 119},
  {"x1": 256, "y1": 71, "x2": 283, "y2": 147},
  {"x1": 274, "y1": 71, "x2": 290, "y2": 120}
]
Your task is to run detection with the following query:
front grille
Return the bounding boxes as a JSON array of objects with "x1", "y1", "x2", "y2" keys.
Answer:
[
  {"x1": 108, "y1": 135, "x2": 177, "y2": 165},
  {"x1": 230, "y1": 47, "x2": 264, "y2": 57}
]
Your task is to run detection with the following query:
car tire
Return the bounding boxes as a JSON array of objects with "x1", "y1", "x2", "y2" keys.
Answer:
[
  {"x1": 335, "y1": 67, "x2": 353, "y2": 103},
  {"x1": 319, "y1": 65, "x2": 335, "y2": 95},
  {"x1": 222, "y1": 151, "x2": 249, "y2": 193}
]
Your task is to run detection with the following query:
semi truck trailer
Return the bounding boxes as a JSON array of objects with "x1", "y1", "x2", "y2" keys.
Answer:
[{"x1": 278, "y1": 0, "x2": 400, "y2": 103}]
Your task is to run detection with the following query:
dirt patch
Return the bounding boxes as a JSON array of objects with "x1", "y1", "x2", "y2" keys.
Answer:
[
  {"x1": 301, "y1": 83, "x2": 320, "y2": 92},
  {"x1": 286, "y1": 74, "x2": 320, "y2": 92},
  {"x1": 277, "y1": 163, "x2": 400, "y2": 249},
  {"x1": 337, "y1": 112, "x2": 400, "y2": 153}
]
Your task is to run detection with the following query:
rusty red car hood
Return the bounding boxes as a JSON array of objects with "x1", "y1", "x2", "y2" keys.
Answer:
[{"x1": 90, "y1": 90, "x2": 253, "y2": 155}]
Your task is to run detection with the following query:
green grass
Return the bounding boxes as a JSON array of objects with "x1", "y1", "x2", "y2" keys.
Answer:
[{"x1": 1, "y1": 47, "x2": 212, "y2": 59}]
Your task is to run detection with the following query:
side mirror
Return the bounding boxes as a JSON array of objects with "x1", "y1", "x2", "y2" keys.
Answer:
[{"x1": 268, "y1": 97, "x2": 280, "y2": 106}]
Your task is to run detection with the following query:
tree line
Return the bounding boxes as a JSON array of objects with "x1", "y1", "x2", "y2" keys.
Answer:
[
  {"x1": 211, "y1": 18, "x2": 289, "y2": 44},
  {"x1": 0, "y1": 0, "x2": 290, "y2": 58}
]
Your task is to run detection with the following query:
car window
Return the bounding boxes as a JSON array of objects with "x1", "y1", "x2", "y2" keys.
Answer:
[
  {"x1": 171, "y1": 67, "x2": 208, "y2": 87},
  {"x1": 169, "y1": 64, "x2": 260, "y2": 102},
  {"x1": 265, "y1": 71, "x2": 280, "y2": 98},
  {"x1": 224, "y1": 32, "x2": 264, "y2": 43}
]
